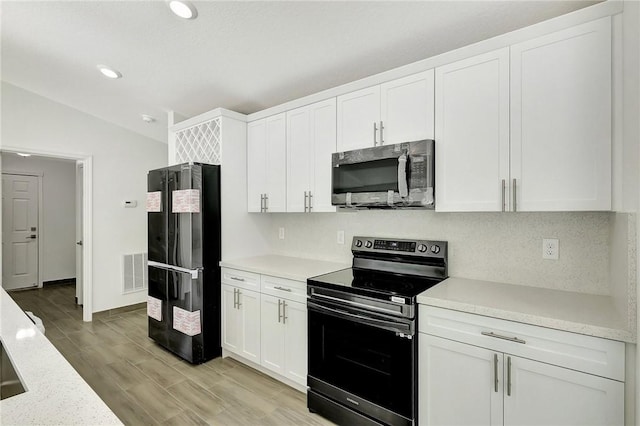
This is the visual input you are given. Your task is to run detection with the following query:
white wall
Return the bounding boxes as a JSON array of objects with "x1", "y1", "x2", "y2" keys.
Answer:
[
  {"x1": 2, "y1": 155, "x2": 76, "y2": 283},
  {"x1": 1, "y1": 82, "x2": 167, "y2": 312}
]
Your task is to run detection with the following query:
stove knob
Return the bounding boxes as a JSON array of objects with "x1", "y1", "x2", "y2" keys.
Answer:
[
  {"x1": 365, "y1": 240, "x2": 373, "y2": 248},
  {"x1": 431, "y1": 245, "x2": 441, "y2": 254},
  {"x1": 417, "y1": 244, "x2": 428, "y2": 253},
  {"x1": 355, "y1": 240, "x2": 363, "y2": 248}
]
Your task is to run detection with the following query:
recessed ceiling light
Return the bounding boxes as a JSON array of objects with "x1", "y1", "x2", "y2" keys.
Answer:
[
  {"x1": 168, "y1": 0, "x2": 198, "y2": 19},
  {"x1": 16, "y1": 153, "x2": 31, "y2": 157},
  {"x1": 97, "y1": 64, "x2": 122, "y2": 79},
  {"x1": 141, "y1": 114, "x2": 157, "y2": 123}
]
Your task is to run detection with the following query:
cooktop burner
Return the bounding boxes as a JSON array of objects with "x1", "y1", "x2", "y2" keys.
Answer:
[{"x1": 308, "y1": 267, "x2": 443, "y2": 299}]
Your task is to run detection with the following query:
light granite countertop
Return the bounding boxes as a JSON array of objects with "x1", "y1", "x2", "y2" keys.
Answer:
[
  {"x1": 220, "y1": 255, "x2": 350, "y2": 282},
  {"x1": 418, "y1": 277, "x2": 635, "y2": 343},
  {"x1": 0, "y1": 288, "x2": 122, "y2": 425}
]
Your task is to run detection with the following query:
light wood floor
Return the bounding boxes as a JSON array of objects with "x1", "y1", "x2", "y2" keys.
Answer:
[{"x1": 9, "y1": 284, "x2": 334, "y2": 425}]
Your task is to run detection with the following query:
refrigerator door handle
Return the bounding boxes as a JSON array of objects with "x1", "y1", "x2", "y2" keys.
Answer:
[{"x1": 148, "y1": 260, "x2": 200, "y2": 279}]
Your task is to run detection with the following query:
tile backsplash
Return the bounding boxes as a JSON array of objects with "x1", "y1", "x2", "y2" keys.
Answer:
[{"x1": 268, "y1": 210, "x2": 618, "y2": 295}]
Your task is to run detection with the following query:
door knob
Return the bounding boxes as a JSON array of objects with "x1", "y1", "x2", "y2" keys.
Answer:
[
  {"x1": 76, "y1": 241, "x2": 83, "y2": 246},
  {"x1": 25, "y1": 235, "x2": 36, "y2": 240}
]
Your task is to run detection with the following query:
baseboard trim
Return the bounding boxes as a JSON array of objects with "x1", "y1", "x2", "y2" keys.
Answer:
[
  {"x1": 93, "y1": 302, "x2": 146, "y2": 319},
  {"x1": 43, "y1": 278, "x2": 76, "y2": 287}
]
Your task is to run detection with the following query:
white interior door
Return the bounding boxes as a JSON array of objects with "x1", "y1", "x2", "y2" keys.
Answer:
[
  {"x1": 2, "y1": 173, "x2": 39, "y2": 290},
  {"x1": 75, "y1": 163, "x2": 83, "y2": 305}
]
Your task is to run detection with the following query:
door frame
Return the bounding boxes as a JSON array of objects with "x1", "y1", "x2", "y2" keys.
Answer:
[
  {"x1": 1, "y1": 147, "x2": 94, "y2": 322},
  {"x1": 1, "y1": 170, "x2": 44, "y2": 289}
]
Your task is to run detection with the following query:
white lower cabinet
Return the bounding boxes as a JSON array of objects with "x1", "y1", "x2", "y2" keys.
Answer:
[
  {"x1": 420, "y1": 335, "x2": 503, "y2": 426},
  {"x1": 504, "y1": 355, "x2": 624, "y2": 426},
  {"x1": 221, "y1": 284, "x2": 260, "y2": 364},
  {"x1": 418, "y1": 306, "x2": 624, "y2": 426},
  {"x1": 260, "y1": 294, "x2": 307, "y2": 385},
  {"x1": 221, "y1": 267, "x2": 308, "y2": 388}
]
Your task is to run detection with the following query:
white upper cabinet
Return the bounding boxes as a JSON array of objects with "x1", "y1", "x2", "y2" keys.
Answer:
[
  {"x1": 436, "y1": 18, "x2": 612, "y2": 212},
  {"x1": 286, "y1": 98, "x2": 337, "y2": 212},
  {"x1": 337, "y1": 70, "x2": 435, "y2": 152},
  {"x1": 336, "y1": 85, "x2": 380, "y2": 152},
  {"x1": 247, "y1": 119, "x2": 267, "y2": 213},
  {"x1": 510, "y1": 17, "x2": 612, "y2": 211},
  {"x1": 435, "y1": 48, "x2": 510, "y2": 212},
  {"x1": 247, "y1": 113, "x2": 287, "y2": 212},
  {"x1": 380, "y1": 70, "x2": 435, "y2": 145}
]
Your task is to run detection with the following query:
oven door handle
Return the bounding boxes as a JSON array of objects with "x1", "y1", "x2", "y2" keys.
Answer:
[
  {"x1": 308, "y1": 300, "x2": 413, "y2": 335},
  {"x1": 309, "y1": 289, "x2": 404, "y2": 317}
]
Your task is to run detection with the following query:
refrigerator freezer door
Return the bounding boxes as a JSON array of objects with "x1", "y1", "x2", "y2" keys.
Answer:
[
  {"x1": 167, "y1": 268, "x2": 203, "y2": 363},
  {"x1": 148, "y1": 266, "x2": 169, "y2": 348}
]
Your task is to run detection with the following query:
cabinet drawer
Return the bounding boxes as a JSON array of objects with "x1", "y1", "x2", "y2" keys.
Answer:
[
  {"x1": 419, "y1": 305, "x2": 625, "y2": 381},
  {"x1": 261, "y1": 275, "x2": 307, "y2": 304},
  {"x1": 221, "y1": 268, "x2": 261, "y2": 292}
]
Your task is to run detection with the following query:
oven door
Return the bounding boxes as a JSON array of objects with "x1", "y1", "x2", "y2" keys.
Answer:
[{"x1": 307, "y1": 299, "x2": 416, "y2": 425}]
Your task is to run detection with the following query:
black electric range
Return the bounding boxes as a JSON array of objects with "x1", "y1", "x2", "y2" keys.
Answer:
[{"x1": 307, "y1": 236, "x2": 448, "y2": 426}]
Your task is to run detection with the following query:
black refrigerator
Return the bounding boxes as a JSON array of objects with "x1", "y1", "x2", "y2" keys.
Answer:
[{"x1": 146, "y1": 162, "x2": 221, "y2": 364}]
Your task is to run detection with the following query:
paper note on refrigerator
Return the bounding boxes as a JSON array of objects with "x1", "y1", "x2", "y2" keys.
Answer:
[
  {"x1": 146, "y1": 191, "x2": 162, "y2": 212},
  {"x1": 147, "y1": 296, "x2": 162, "y2": 321},
  {"x1": 172, "y1": 189, "x2": 200, "y2": 213},
  {"x1": 172, "y1": 306, "x2": 202, "y2": 336}
]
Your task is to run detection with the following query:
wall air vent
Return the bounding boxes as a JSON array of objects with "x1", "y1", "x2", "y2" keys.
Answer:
[{"x1": 122, "y1": 253, "x2": 148, "y2": 294}]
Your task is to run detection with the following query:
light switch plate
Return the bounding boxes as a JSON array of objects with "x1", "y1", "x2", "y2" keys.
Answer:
[
  {"x1": 337, "y1": 230, "x2": 345, "y2": 245},
  {"x1": 278, "y1": 227, "x2": 285, "y2": 240}
]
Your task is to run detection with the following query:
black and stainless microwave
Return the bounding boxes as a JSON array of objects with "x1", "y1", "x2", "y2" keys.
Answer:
[{"x1": 331, "y1": 139, "x2": 435, "y2": 208}]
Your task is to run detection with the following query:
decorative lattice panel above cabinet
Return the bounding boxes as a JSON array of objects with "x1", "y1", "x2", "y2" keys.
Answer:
[{"x1": 175, "y1": 118, "x2": 221, "y2": 164}]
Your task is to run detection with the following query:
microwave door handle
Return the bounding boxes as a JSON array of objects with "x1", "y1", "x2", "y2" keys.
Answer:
[{"x1": 398, "y1": 153, "x2": 408, "y2": 198}]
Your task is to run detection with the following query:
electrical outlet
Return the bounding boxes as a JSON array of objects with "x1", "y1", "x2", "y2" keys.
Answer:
[
  {"x1": 337, "y1": 230, "x2": 345, "y2": 245},
  {"x1": 278, "y1": 227, "x2": 285, "y2": 240},
  {"x1": 542, "y1": 238, "x2": 559, "y2": 260}
]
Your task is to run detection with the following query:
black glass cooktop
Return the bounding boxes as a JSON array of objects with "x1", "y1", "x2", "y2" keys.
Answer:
[{"x1": 308, "y1": 267, "x2": 443, "y2": 300}]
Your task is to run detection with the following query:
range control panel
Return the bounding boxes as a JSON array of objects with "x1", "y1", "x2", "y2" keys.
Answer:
[
  {"x1": 352, "y1": 236, "x2": 447, "y2": 258},
  {"x1": 373, "y1": 240, "x2": 416, "y2": 252}
]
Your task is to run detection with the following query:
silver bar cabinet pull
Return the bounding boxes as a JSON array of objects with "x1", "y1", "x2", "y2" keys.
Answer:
[
  {"x1": 512, "y1": 178, "x2": 517, "y2": 212},
  {"x1": 308, "y1": 191, "x2": 313, "y2": 212},
  {"x1": 481, "y1": 331, "x2": 526, "y2": 345},
  {"x1": 277, "y1": 299, "x2": 282, "y2": 323},
  {"x1": 373, "y1": 122, "x2": 378, "y2": 146},
  {"x1": 507, "y1": 356, "x2": 512, "y2": 396},
  {"x1": 236, "y1": 289, "x2": 242, "y2": 308},
  {"x1": 493, "y1": 353, "x2": 498, "y2": 392},
  {"x1": 230, "y1": 276, "x2": 245, "y2": 282},
  {"x1": 282, "y1": 301, "x2": 287, "y2": 324},
  {"x1": 379, "y1": 121, "x2": 384, "y2": 145},
  {"x1": 501, "y1": 179, "x2": 506, "y2": 212},
  {"x1": 265, "y1": 194, "x2": 269, "y2": 212},
  {"x1": 260, "y1": 194, "x2": 264, "y2": 212},
  {"x1": 233, "y1": 288, "x2": 237, "y2": 309},
  {"x1": 274, "y1": 286, "x2": 292, "y2": 292}
]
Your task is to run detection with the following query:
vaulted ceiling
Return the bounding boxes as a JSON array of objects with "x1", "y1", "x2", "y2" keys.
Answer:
[{"x1": 1, "y1": 1, "x2": 598, "y2": 144}]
